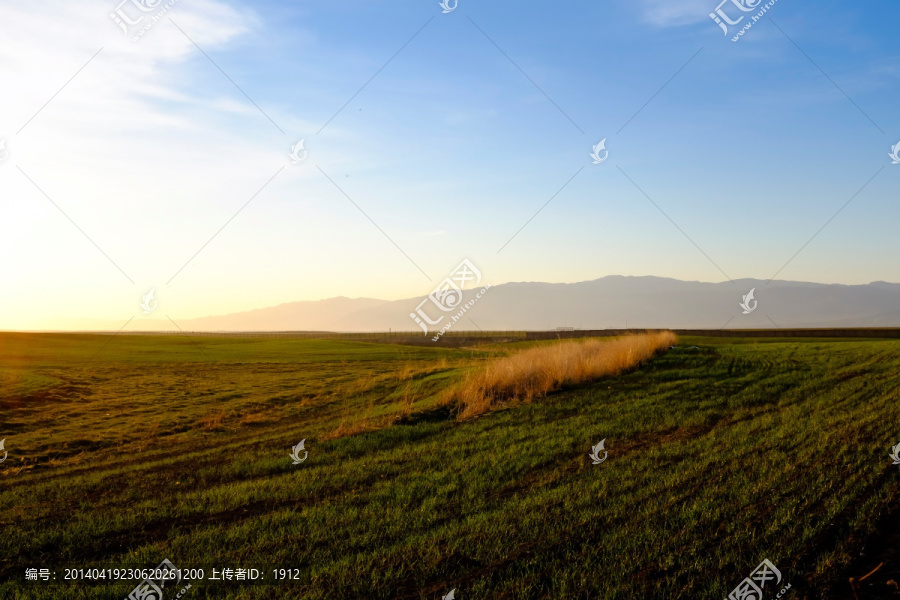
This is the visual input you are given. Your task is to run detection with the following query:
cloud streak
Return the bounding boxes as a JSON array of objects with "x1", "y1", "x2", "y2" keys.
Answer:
[{"x1": 638, "y1": 0, "x2": 713, "y2": 27}]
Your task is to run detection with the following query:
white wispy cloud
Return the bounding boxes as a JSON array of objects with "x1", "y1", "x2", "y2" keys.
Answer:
[
  {"x1": 0, "y1": 0, "x2": 313, "y2": 327},
  {"x1": 638, "y1": 0, "x2": 713, "y2": 27}
]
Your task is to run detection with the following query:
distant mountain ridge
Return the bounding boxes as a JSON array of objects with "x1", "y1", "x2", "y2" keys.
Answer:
[{"x1": 91, "y1": 276, "x2": 900, "y2": 332}]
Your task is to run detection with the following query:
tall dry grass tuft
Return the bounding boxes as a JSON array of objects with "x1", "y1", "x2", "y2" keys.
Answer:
[{"x1": 445, "y1": 331, "x2": 677, "y2": 420}]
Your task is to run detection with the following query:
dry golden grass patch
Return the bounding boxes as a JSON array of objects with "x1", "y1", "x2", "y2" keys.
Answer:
[
  {"x1": 322, "y1": 418, "x2": 386, "y2": 441},
  {"x1": 133, "y1": 420, "x2": 161, "y2": 452},
  {"x1": 445, "y1": 331, "x2": 677, "y2": 420},
  {"x1": 238, "y1": 411, "x2": 271, "y2": 426},
  {"x1": 199, "y1": 409, "x2": 228, "y2": 431}
]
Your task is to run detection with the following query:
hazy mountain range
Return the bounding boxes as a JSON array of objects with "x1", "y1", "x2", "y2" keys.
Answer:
[{"x1": 61, "y1": 276, "x2": 900, "y2": 332}]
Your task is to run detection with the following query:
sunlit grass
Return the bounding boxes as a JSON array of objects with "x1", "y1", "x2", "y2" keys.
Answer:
[
  {"x1": 1, "y1": 334, "x2": 898, "y2": 599},
  {"x1": 445, "y1": 331, "x2": 677, "y2": 419}
]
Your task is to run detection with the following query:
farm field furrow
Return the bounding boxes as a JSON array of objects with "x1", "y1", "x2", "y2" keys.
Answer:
[{"x1": 1, "y1": 334, "x2": 898, "y2": 599}]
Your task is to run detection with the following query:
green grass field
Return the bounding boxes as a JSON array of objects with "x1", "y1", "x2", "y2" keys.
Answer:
[{"x1": 1, "y1": 333, "x2": 899, "y2": 599}]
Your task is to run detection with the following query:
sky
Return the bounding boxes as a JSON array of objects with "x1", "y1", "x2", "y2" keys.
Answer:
[{"x1": 1, "y1": 0, "x2": 899, "y2": 330}]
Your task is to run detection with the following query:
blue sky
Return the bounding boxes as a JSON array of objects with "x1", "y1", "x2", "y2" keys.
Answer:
[{"x1": 1, "y1": 0, "x2": 899, "y2": 329}]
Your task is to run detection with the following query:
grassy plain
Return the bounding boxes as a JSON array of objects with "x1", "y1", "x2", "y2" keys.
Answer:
[{"x1": 1, "y1": 332, "x2": 899, "y2": 599}]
